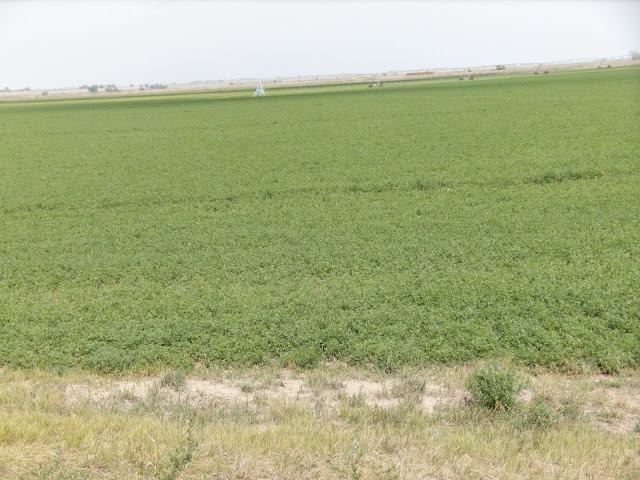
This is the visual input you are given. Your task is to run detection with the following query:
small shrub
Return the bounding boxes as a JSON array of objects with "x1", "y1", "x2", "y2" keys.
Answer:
[
  {"x1": 518, "y1": 395, "x2": 557, "y2": 429},
  {"x1": 116, "y1": 389, "x2": 137, "y2": 402},
  {"x1": 240, "y1": 383, "x2": 254, "y2": 393},
  {"x1": 392, "y1": 376, "x2": 426, "y2": 399},
  {"x1": 466, "y1": 366, "x2": 522, "y2": 411},
  {"x1": 558, "y1": 395, "x2": 582, "y2": 421},
  {"x1": 160, "y1": 370, "x2": 187, "y2": 391}
]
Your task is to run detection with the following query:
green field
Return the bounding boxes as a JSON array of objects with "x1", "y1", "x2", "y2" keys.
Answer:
[{"x1": 1, "y1": 69, "x2": 639, "y2": 372}]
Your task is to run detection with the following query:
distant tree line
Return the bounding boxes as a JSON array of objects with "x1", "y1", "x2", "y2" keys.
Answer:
[
  {"x1": 79, "y1": 84, "x2": 120, "y2": 93},
  {"x1": 80, "y1": 84, "x2": 103, "y2": 92},
  {"x1": 77, "y1": 83, "x2": 168, "y2": 92},
  {"x1": 139, "y1": 83, "x2": 168, "y2": 90}
]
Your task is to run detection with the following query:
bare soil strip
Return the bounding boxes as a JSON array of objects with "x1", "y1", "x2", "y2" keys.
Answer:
[{"x1": 62, "y1": 366, "x2": 640, "y2": 436}]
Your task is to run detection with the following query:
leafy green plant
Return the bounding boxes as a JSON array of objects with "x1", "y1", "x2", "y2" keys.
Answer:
[{"x1": 466, "y1": 366, "x2": 523, "y2": 411}]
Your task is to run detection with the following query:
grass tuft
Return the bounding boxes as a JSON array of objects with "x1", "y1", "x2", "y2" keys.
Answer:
[
  {"x1": 160, "y1": 370, "x2": 187, "y2": 391},
  {"x1": 516, "y1": 394, "x2": 557, "y2": 430}
]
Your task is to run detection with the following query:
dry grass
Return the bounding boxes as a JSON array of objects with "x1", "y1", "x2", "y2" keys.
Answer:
[{"x1": 0, "y1": 365, "x2": 639, "y2": 479}]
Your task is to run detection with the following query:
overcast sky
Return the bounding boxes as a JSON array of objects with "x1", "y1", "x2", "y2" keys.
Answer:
[{"x1": 0, "y1": 0, "x2": 638, "y2": 89}]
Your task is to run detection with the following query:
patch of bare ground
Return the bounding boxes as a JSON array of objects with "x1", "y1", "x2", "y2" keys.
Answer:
[
  {"x1": 60, "y1": 366, "x2": 640, "y2": 435},
  {"x1": 582, "y1": 376, "x2": 640, "y2": 435},
  {"x1": 65, "y1": 378, "x2": 156, "y2": 404},
  {"x1": 64, "y1": 367, "x2": 464, "y2": 415}
]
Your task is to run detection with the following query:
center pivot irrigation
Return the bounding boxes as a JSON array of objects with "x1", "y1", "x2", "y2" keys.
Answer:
[{"x1": 253, "y1": 82, "x2": 267, "y2": 96}]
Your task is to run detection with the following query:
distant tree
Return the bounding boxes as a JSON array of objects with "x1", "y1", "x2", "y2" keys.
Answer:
[
  {"x1": 88, "y1": 85, "x2": 99, "y2": 93},
  {"x1": 23, "y1": 87, "x2": 31, "y2": 91},
  {"x1": 496, "y1": 65, "x2": 506, "y2": 70},
  {"x1": 631, "y1": 50, "x2": 640, "y2": 60},
  {"x1": 2, "y1": 87, "x2": 9, "y2": 91},
  {"x1": 105, "y1": 85, "x2": 119, "y2": 92},
  {"x1": 42, "y1": 91, "x2": 48, "y2": 96}
]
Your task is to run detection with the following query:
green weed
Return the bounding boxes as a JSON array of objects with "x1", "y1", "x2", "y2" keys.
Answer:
[{"x1": 466, "y1": 366, "x2": 523, "y2": 411}]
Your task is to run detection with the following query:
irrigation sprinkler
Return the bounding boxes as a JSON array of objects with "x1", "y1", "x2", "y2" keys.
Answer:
[{"x1": 253, "y1": 82, "x2": 267, "y2": 97}]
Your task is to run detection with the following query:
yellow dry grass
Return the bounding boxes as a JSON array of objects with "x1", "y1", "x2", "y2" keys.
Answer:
[{"x1": 0, "y1": 366, "x2": 638, "y2": 479}]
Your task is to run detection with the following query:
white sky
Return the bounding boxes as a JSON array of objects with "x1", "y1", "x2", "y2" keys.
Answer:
[{"x1": 0, "y1": 0, "x2": 638, "y2": 89}]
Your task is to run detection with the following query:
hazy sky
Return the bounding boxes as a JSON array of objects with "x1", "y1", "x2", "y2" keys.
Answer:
[{"x1": 1, "y1": 0, "x2": 638, "y2": 89}]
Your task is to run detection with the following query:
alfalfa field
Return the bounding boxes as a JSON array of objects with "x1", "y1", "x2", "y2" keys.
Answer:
[{"x1": 1, "y1": 68, "x2": 639, "y2": 373}]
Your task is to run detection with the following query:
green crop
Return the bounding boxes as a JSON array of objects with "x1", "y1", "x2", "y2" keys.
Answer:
[{"x1": 1, "y1": 69, "x2": 639, "y2": 372}]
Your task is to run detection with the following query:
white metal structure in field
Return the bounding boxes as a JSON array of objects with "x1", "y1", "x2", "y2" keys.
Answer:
[{"x1": 253, "y1": 82, "x2": 267, "y2": 96}]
